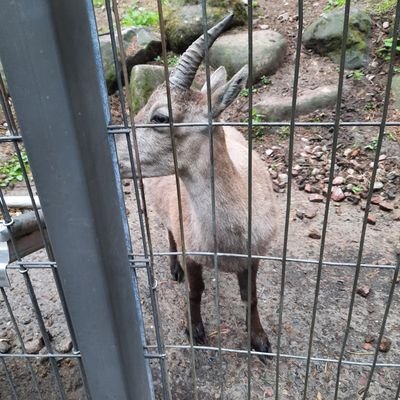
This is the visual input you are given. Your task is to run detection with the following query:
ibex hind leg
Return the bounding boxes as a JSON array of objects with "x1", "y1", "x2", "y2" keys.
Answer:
[
  {"x1": 185, "y1": 259, "x2": 207, "y2": 345},
  {"x1": 237, "y1": 261, "x2": 272, "y2": 364},
  {"x1": 168, "y1": 230, "x2": 184, "y2": 282}
]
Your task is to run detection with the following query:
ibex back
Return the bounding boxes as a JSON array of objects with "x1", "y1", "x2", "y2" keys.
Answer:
[{"x1": 130, "y1": 14, "x2": 277, "y2": 362}]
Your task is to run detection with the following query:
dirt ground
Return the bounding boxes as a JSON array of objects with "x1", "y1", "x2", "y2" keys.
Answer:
[{"x1": 1, "y1": 0, "x2": 400, "y2": 399}]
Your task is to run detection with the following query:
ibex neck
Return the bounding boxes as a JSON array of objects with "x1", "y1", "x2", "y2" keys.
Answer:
[{"x1": 179, "y1": 128, "x2": 242, "y2": 217}]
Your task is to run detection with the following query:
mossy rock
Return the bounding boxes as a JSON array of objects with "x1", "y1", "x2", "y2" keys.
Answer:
[
  {"x1": 303, "y1": 8, "x2": 372, "y2": 69},
  {"x1": 164, "y1": 1, "x2": 246, "y2": 53},
  {"x1": 100, "y1": 27, "x2": 161, "y2": 94},
  {"x1": 130, "y1": 65, "x2": 169, "y2": 113}
]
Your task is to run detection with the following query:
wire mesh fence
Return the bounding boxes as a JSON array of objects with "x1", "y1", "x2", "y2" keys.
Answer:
[{"x1": 1, "y1": 0, "x2": 400, "y2": 399}]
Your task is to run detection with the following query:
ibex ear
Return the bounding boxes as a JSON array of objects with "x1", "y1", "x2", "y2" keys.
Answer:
[
  {"x1": 211, "y1": 65, "x2": 248, "y2": 117},
  {"x1": 201, "y1": 66, "x2": 227, "y2": 94}
]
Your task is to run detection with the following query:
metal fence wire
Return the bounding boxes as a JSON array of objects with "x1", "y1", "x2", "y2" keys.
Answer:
[{"x1": 0, "y1": 0, "x2": 400, "y2": 399}]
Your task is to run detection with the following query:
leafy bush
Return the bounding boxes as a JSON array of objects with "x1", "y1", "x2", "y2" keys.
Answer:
[
  {"x1": 0, "y1": 149, "x2": 30, "y2": 187},
  {"x1": 121, "y1": 6, "x2": 159, "y2": 28}
]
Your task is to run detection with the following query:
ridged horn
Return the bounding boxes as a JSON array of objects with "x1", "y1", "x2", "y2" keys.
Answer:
[{"x1": 169, "y1": 14, "x2": 233, "y2": 90}]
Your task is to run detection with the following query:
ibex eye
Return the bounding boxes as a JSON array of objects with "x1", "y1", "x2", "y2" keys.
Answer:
[{"x1": 151, "y1": 113, "x2": 169, "y2": 124}]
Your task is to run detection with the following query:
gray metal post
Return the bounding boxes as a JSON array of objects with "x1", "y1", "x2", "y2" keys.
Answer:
[{"x1": 0, "y1": 1, "x2": 153, "y2": 399}]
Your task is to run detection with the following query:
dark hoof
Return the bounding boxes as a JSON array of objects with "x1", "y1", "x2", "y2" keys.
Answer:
[
  {"x1": 185, "y1": 322, "x2": 207, "y2": 345},
  {"x1": 170, "y1": 261, "x2": 184, "y2": 282},
  {"x1": 252, "y1": 333, "x2": 272, "y2": 364}
]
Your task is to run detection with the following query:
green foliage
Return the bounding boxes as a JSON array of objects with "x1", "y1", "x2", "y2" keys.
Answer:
[
  {"x1": 260, "y1": 75, "x2": 271, "y2": 86},
  {"x1": 324, "y1": 0, "x2": 345, "y2": 12},
  {"x1": 239, "y1": 88, "x2": 257, "y2": 97},
  {"x1": 244, "y1": 110, "x2": 265, "y2": 138},
  {"x1": 365, "y1": 136, "x2": 379, "y2": 151},
  {"x1": 364, "y1": 101, "x2": 373, "y2": 111},
  {"x1": 352, "y1": 185, "x2": 363, "y2": 194},
  {"x1": 0, "y1": 149, "x2": 30, "y2": 187},
  {"x1": 373, "y1": 0, "x2": 396, "y2": 15},
  {"x1": 378, "y1": 37, "x2": 400, "y2": 60},
  {"x1": 92, "y1": 0, "x2": 104, "y2": 8},
  {"x1": 154, "y1": 54, "x2": 179, "y2": 66},
  {"x1": 121, "y1": 5, "x2": 159, "y2": 28},
  {"x1": 278, "y1": 126, "x2": 290, "y2": 139},
  {"x1": 365, "y1": 132, "x2": 398, "y2": 150},
  {"x1": 351, "y1": 70, "x2": 364, "y2": 81}
]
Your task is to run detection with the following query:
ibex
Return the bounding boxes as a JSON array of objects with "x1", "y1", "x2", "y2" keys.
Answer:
[{"x1": 130, "y1": 15, "x2": 277, "y2": 362}]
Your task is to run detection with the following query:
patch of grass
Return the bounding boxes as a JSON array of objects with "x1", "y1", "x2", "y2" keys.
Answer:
[
  {"x1": 154, "y1": 54, "x2": 179, "y2": 67},
  {"x1": 324, "y1": 0, "x2": 345, "y2": 12},
  {"x1": 260, "y1": 75, "x2": 271, "y2": 86},
  {"x1": 0, "y1": 149, "x2": 30, "y2": 187},
  {"x1": 373, "y1": 0, "x2": 396, "y2": 15},
  {"x1": 92, "y1": 0, "x2": 104, "y2": 8},
  {"x1": 121, "y1": 5, "x2": 158, "y2": 28}
]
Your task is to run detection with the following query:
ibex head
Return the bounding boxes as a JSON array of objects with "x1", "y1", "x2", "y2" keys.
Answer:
[{"x1": 135, "y1": 14, "x2": 248, "y2": 178}]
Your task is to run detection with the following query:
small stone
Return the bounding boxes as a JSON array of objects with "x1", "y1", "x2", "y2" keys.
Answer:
[
  {"x1": 304, "y1": 209, "x2": 317, "y2": 219},
  {"x1": 265, "y1": 149, "x2": 274, "y2": 157},
  {"x1": 259, "y1": 24, "x2": 269, "y2": 30},
  {"x1": 367, "y1": 214, "x2": 376, "y2": 225},
  {"x1": 279, "y1": 173, "x2": 288, "y2": 184},
  {"x1": 347, "y1": 168, "x2": 355, "y2": 175},
  {"x1": 383, "y1": 21, "x2": 390, "y2": 29},
  {"x1": 344, "y1": 148, "x2": 352, "y2": 157},
  {"x1": 25, "y1": 337, "x2": 44, "y2": 354},
  {"x1": 296, "y1": 210, "x2": 304, "y2": 219},
  {"x1": 54, "y1": 338, "x2": 73, "y2": 354},
  {"x1": 387, "y1": 171, "x2": 398, "y2": 180},
  {"x1": 264, "y1": 387, "x2": 274, "y2": 397},
  {"x1": 332, "y1": 176, "x2": 344, "y2": 185},
  {"x1": 379, "y1": 154, "x2": 387, "y2": 161},
  {"x1": 379, "y1": 337, "x2": 392, "y2": 352},
  {"x1": 311, "y1": 168, "x2": 319, "y2": 176},
  {"x1": 345, "y1": 183, "x2": 353, "y2": 192},
  {"x1": 362, "y1": 342, "x2": 373, "y2": 351},
  {"x1": 0, "y1": 339, "x2": 11, "y2": 353},
  {"x1": 373, "y1": 181, "x2": 384, "y2": 191},
  {"x1": 393, "y1": 210, "x2": 400, "y2": 221},
  {"x1": 387, "y1": 191, "x2": 396, "y2": 200},
  {"x1": 356, "y1": 285, "x2": 371, "y2": 298},
  {"x1": 331, "y1": 187, "x2": 345, "y2": 202},
  {"x1": 371, "y1": 195, "x2": 383, "y2": 205},
  {"x1": 380, "y1": 201, "x2": 394, "y2": 212},
  {"x1": 308, "y1": 228, "x2": 321, "y2": 239},
  {"x1": 309, "y1": 194, "x2": 324, "y2": 203}
]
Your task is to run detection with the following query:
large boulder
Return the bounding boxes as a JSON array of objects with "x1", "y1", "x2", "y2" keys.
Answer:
[
  {"x1": 164, "y1": 0, "x2": 246, "y2": 53},
  {"x1": 303, "y1": 8, "x2": 371, "y2": 69},
  {"x1": 100, "y1": 27, "x2": 162, "y2": 94},
  {"x1": 254, "y1": 85, "x2": 339, "y2": 121},
  {"x1": 130, "y1": 65, "x2": 167, "y2": 113},
  {"x1": 209, "y1": 30, "x2": 287, "y2": 81}
]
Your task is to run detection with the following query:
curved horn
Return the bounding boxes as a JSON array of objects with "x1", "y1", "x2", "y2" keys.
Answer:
[{"x1": 170, "y1": 14, "x2": 233, "y2": 90}]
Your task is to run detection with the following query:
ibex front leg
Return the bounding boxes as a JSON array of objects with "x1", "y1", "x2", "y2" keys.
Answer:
[
  {"x1": 185, "y1": 259, "x2": 206, "y2": 345},
  {"x1": 168, "y1": 230, "x2": 184, "y2": 282},
  {"x1": 237, "y1": 261, "x2": 272, "y2": 364}
]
